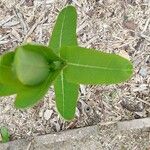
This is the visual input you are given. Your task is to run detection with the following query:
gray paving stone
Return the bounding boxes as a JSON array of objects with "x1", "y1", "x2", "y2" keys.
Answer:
[{"x1": 1, "y1": 118, "x2": 150, "y2": 150}]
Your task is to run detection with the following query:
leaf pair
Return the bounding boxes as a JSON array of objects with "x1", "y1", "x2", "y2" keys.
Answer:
[
  {"x1": 49, "y1": 6, "x2": 79, "y2": 120},
  {"x1": 0, "y1": 6, "x2": 133, "y2": 120}
]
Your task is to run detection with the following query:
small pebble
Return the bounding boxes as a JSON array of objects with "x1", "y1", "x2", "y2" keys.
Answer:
[
  {"x1": 139, "y1": 67, "x2": 147, "y2": 77},
  {"x1": 44, "y1": 110, "x2": 53, "y2": 121},
  {"x1": 39, "y1": 110, "x2": 44, "y2": 118}
]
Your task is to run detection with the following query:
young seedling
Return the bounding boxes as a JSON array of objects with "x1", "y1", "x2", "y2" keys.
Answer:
[
  {"x1": 0, "y1": 127, "x2": 10, "y2": 143},
  {"x1": 0, "y1": 6, "x2": 133, "y2": 120}
]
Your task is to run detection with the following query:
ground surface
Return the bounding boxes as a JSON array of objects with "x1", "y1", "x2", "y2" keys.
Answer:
[
  {"x1": 0, "y1": 0, "x2": 150, "y2": 143},
  {"x1": 1, "y1": 118, "x2": 150, "y2": 150}
]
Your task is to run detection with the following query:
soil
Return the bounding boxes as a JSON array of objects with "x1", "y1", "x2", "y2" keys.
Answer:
[{"x1": 0, "y1": 0, "x2": 150, "y2": 143}]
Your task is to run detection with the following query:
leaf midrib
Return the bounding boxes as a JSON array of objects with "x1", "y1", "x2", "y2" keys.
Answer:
[
  {"x1": 58, "y1": 8, "x2": 67, "y2": 116},
  {"x1": 68, "y1": 62, "x2": 131, "y2": 71}
]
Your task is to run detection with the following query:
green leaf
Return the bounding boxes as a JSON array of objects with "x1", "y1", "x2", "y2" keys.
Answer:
[
  {"x1": 0, "y1": 44, "x2": 63, "y2": 87},
  {"x1": 61, "y1": 46, "x2": 133, "y2": 84},
  {"x1": 0, "y1": 127, "x2": 10, "y2": 143},
  {"x1": 0, "y1": 52, "x2": 23, "y2": 90},
  {"x1": 14, "y1": 46, "x2": 50, "y2": 86},
  {"x1": 17, "y1": 44, "x2": 62, "y2": 63},
  {"x1": 54, "y1": 75, "x2": 78, "y2": 120},
  {"x1": 14, "y1": 44, "x2": 66, "y2": 108},
  {"x1": 0, "y1": 51, "x2": 29, "y2": 96},
  {"x1": 0, "y1": 83, "x2": 16, "y2": 96},
  {"x1": 49, "y1": 6, "x2": 77, "y2": 54},
  {"x1": 49, "y1": 6, "x2": 79, "y2": 120},
  {"x1": 15, "y1": 69, "x2": 61, "y2": 108},
  {"x1": 0, "y1": 44, "x2": 65, "y2": 107}
]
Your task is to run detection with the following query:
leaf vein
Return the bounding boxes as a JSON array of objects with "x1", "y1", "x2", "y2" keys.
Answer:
[
  {"x1": 58, "y1": 8, "x2": 67, "y2": 117},
  {"x1": 60, "y1": 71, "x2": 65, "y2": 117},
  {"x1": 68, "y1": 62, "x2": 131, "y2": 71}
]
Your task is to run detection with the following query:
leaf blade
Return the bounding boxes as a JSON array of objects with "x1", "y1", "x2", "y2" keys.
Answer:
[
  {"x1": 49, "y1": 6, "x2": 79, "y2": 120},
  {"x1": 15, "y1": 70, "x2": 61, "y2": 108},
  {"x1": 61, "y1": 46, "x2": 133, "y2": 84},
  {"x1": 0, "y1": 51, "x2": 24, "y2": 90},
  {"x1": 0, "y1": 83, "x2": 16, "y2": 96},
  {"x1": 49, "y1": 6, "x2": 77, "y2": 54},
  {"x1": 0, "y1": 127, "x2": 10, "y2": 143},
  {"x1": 54, "y1": 73, "x2": 78, "y2": 120},
  {"x1": 14, "y1": 47, "x2": 49, "y2": 86}
]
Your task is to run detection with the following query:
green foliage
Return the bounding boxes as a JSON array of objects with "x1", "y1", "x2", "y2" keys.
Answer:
[
  {"x1": 0, "y1": 45, "x2": 65, "y2": 108},
  {"x1": 0, "y1": 127, "x2": 10, "y2": 143},
  {"x1": 0, "y1": 83, "x2": 16, "y2": 96},
  {"x1": 49, "y1": 5, "x2": 79, "y2": 120},
  {"x1": 61, "y1": 46, "x2": 133, "y2": 84},
  {"x1": 0, "y1": 6, "x2": 133, "y2": 120},
  {"x1": 14, "y1": 46, "x2": 50, "y2": 86},
  {"x1": 0, "y1": 52, "x2": 22, "y2": 95}
]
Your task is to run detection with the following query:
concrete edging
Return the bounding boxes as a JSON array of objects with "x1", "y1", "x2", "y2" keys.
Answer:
[{"x1": 1, "y1": 117, "x2": 150, "y2": 150}]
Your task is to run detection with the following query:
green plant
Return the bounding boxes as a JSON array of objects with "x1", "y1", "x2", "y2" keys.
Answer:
[
  {"x1": 0, "y1": 127, "x2": 10, "y2": 143},
  {"x1": 0, "y1": 6, "x2": 133, "y2": 120}
]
